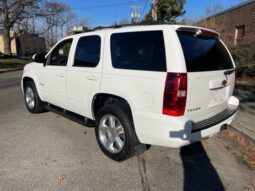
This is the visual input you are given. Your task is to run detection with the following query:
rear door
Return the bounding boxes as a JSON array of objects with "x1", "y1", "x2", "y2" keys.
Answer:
[
  {"x1": 177, "y1": 28, "x2": 235, "y2": 122},
  {"x1": 66, "y1": 34, "x2": 103, "y2": 118}
]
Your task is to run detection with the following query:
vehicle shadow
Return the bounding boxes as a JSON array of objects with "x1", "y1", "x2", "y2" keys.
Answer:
[{"x1": 180, "y1": 142, "x2": 225, "y2": 191}]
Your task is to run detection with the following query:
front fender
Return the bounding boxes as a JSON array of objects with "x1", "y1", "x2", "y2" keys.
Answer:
[{"x1": 22, "y1": 64, "x2": 45, "y2": 101}]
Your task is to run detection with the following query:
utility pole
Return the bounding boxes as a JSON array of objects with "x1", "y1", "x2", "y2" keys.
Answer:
[
  {"x1": 152, "y1": 0, "x2": 158, "y2": 21},
  {"x1": 130, "y1": 5, "x2": 142, "y2": 23}
]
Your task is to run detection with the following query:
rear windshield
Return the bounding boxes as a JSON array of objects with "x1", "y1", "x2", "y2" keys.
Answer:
[{"x1": 177, "y1": 31, "x2": 234, "y2": 72}]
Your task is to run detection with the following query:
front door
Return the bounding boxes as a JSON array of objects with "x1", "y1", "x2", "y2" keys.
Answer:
[{"x1": 40, "y1": 39, "x2": 73, "y2": 108}]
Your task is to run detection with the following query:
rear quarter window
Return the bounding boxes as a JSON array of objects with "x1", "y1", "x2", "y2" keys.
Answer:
[
  {"x1": 110, "y1": 31, "x2": 166, "y2": 72},
  {"x1": 177, "y1": 31, "x2": 234, "y2": 72}
]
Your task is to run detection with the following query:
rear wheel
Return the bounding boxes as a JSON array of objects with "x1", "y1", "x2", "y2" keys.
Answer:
[
  {"x1": 95, "y1": 103, "x2": 140, "y2": 161},
  {"x1": 24, "y1": 81, "x2": 44, "y2": 113}
]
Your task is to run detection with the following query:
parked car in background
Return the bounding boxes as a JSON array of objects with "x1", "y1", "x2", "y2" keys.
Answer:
[{"x1": 0, "y1": 52, "x2": 12, "y2": 59}]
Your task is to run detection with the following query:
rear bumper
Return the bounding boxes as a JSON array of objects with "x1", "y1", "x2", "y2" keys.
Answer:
[
  {"x1": 133, "y1": 96, "x2": 239, "y2": 148},
  {"x1": 191, "y1": 104, "x2": 238, "y2": 133}
]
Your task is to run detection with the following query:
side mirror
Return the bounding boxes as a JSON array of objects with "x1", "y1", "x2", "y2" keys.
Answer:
[{"x1": 32, "y1": 54, "x2": 46, "y2": 64}]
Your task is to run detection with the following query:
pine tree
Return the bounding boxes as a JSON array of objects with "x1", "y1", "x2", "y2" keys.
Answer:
[{"x1": 144, "y1": 0, "x2": 186, "y2": 23}]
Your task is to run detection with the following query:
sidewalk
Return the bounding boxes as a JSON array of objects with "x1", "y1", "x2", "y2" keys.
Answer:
[{"x1": 231, "y1": 88, "x2": 255, "y2": 142}]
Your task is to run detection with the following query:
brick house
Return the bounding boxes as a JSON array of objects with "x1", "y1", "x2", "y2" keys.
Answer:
[{"x1": 197, "y1": 0, "x2": 255, "y2": 49}]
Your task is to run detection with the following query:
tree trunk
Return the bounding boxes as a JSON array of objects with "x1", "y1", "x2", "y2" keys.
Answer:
[
  {"x1": 3, "y1": 27, "x2": 11, "y2": 55},
  {"x1": 2, "y1": 0, "x2": 11, "y2": 54},
  {"x1": 61, "y1": 25, "x2": 64, "y2": 38}
]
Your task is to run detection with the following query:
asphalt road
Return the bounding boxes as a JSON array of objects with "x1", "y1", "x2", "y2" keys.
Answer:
[{"x1": 0, "y1": 71, "x2": 254, "y2": 191}]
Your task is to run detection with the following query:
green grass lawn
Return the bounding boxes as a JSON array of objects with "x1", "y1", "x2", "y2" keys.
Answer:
[
  {"x1": 0, "y1": 58, "x2": 29, "y2": 65},
  {"x1": 0, "y1": 58, "x2": 31, "y2": 69}
]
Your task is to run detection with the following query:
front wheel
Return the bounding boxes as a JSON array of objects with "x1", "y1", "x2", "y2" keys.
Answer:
[
  {"x1": 24, "y1": 81, "x2": 44, "y2": 113},
  {"x1": 95, "y1": 103, "x2": 140, "y2": 161}
]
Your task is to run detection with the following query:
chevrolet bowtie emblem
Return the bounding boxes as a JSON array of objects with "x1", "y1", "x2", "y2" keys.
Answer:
[{"x1": 222, "y1": 80, "x2": 227, "y2": 86}]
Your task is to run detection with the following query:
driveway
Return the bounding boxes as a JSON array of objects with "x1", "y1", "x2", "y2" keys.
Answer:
[{"x1": 0, "y1": 71, "x2": 254, "y2": 191}]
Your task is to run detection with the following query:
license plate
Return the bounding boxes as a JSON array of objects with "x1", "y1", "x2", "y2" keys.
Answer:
[{"x1": 208, "y1": 88, "x2": 227, "y2": 108}]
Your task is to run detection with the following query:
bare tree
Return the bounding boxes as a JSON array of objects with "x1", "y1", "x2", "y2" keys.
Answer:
[
  {"x1": 60, "y1": 11, "x2": 76, "y2": 38},
  {"x1": 0, "y1": 0, "x2": 38, "y2": 54},
  {"x1": 119, "y1": 19, "x2": 130, "y2": 25},
  {"x1": 77, "y1": 18, "x2": 93, "y2": 28},
  {"x1": 179, "y1": 18, "x2": 195, "y2": 25},
  {"x1": 205, "y1": 3, "x2": 224, "y2": 17},
  {"x1": 43, "y1": 1, "x2": 76, "y2": 48}
]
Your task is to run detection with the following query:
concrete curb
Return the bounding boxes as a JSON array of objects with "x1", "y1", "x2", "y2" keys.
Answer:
[{"x1": 0, "y1": 68, "x2": 23, "y2": 74}]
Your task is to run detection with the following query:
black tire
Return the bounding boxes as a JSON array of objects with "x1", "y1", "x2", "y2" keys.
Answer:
[
  {"x1": 95, "y1": 102, "x2": 140, "y2": 161},
  {"x1": 24, "y1": 81, "x2": 45, "y2": 113}
]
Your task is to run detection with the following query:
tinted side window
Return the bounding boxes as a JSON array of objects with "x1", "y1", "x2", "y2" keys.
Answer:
[
  {"x1": 110, "y1": 31, "x2": 166, "y2": 72},
  {"x1": 74, "y1": 36, "x2": 101, "y2": 67},
  {"x1": 48, "y1": 39, "x2": 73, "y2": 66},
  {"x1": 177, "y1": 31, "x2": 233, "y2": 72}
]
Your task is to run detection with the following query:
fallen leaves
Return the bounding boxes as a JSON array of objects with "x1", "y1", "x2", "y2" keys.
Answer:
[
  {"x1": 244, "y1": 186, "x2": 252, "y2": 191},
  {"x1": 59, "y1": 175, "x2": 65, "y2": 182},
  {"x1": 220, "y1": 130, "x2": 255, "y2": 168}
]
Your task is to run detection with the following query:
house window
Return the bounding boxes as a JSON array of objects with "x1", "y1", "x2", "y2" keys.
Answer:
[{"x1": 234, "y1": 25, "x2": 245, "y2": 45}]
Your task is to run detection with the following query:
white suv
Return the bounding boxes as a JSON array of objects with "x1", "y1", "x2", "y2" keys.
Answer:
[{"x1": 21, "y1": 24, "x2": 239, "y2": 161}]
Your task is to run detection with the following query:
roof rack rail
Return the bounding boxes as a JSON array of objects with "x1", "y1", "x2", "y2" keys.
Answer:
[{"x1": 84, "y1": 21, "x2": 174, "y2": 33}]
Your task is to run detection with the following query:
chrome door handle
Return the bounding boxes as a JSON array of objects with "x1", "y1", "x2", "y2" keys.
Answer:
[
  {"x1": 86, "y1": 75, "x2": 98, "y2": 81},
  {"x1": 56, "y1": 72, "x2": 65, "y2": 77}
]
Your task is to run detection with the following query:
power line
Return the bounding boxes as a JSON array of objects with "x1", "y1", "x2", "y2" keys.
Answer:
[
  {"x1": 141, "y1": 0, "x2": 149, "y2": 18},
  {"x1": 70, "y1": 0, "x2": 146, "y2": 10}
]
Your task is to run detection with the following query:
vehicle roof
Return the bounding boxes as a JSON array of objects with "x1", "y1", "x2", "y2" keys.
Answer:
[{"x1": 65, "y1": 23, "x2": 219, "y2": 39}]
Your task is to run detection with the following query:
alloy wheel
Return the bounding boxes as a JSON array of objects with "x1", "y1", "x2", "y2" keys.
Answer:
[{"x1": 98, "y1": 114, "x2": 125, "y2": 153}]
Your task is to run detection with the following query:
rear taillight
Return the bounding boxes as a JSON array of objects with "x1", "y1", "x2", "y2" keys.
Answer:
[{"x1": 163, "y1": 73, "x2": 187, "y2": 116}]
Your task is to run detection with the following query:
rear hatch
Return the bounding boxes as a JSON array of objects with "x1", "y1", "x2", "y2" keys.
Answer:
[{"x1": 176, "y1": 27, "x2": 235, "y2": 122}]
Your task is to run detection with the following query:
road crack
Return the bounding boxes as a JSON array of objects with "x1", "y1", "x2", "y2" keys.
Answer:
[{"x1": 137, "y1": 155, "x2": 151, "y2": 191}]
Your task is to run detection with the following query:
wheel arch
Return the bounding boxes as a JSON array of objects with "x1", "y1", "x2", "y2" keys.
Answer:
[
  {"x1": 22, "y1": 74, "x2": 44, "y2": 101},
  {"x1": 91, "y1": 93, "x2": 134, "y2": 121}
]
